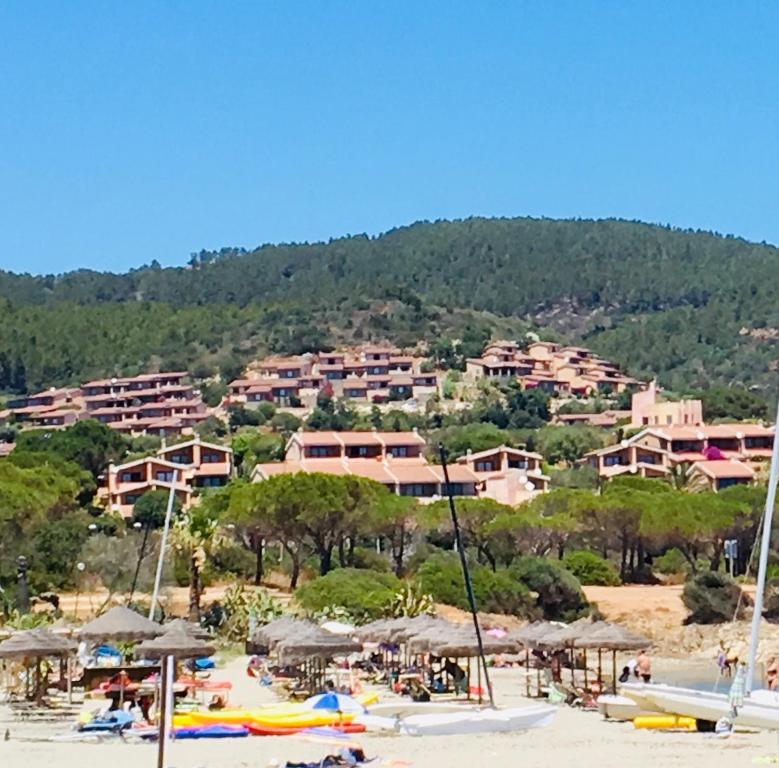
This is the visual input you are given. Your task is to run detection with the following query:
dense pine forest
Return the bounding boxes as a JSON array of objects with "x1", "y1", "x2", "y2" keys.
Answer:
[{"x1": 2, "y1": 216, "x2": 778, "y2": 393}]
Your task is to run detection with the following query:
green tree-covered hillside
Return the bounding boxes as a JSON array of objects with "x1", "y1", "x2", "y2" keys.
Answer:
[{"x1": 2, "y1": 216, "x2": 777, "y2": 392}]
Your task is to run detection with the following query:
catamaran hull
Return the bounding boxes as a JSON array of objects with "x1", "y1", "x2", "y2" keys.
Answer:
[
  {"x1": 622, "y1": 684, "x2": 779, "y2": 730},
  {"x1": 398, "y1": 704, "x2": 556, "y2": 736}
]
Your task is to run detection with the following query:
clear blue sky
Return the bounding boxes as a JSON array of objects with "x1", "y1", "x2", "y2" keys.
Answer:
[{"x1": 2, "y1": 2, "x2": 778, "y2": 274}]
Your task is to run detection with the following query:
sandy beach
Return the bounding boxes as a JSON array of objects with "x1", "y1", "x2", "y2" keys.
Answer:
[{"x1": 2, "y1": 656, "x2": 778, "y2": 768}]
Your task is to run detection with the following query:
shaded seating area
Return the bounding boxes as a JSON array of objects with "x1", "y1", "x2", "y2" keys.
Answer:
[{"x1": 0, "y1": 629, "x2": 78, "y2": 718}]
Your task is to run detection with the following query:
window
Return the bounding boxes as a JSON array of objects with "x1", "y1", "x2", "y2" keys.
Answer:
[
  {"x1": 156, "y1": 470, "x2": 174, "y2": 482},
  {"x1": 201, "y1": 452, "x2": 222, "y2": 463},
  {"x1": 508, "y1": 459, "x2": 528, "y2": 469},
  {"x1": 308, "y1": 446, "x2": 336, "y2": 458},
  {"x1": 718, "y1": 477, "x2": 741, "y2": 489},
  {"x1": 637, "y1": 454, "x2": 656, "y2": 464},
  {"x1": 604, "y1": 455, "x2": 624, "y2": 467},
  {"x1": 281, "y1": 369, "x2": 298, "y2": 378},
  {"x1": 399, "y1": 483, "x2": 436, "y2": 497},
  {"x1": 169, "y1": 454, "x2": 189, "y2": 464},
  {"x1": 197, "y1": 476, "x2": 226, "y2": 487},
  {"x1": 125, "y1": 494, "x2": 140, "y2": 504},
  {"x1": 276, "y1": 388, "x2": 288, "y2": 397},
  {"x1": 475, "y1": 461, "x2": 494, "y2": 472},
  {"x1": 388, "y1": 446, "x2": 408, "y2": 458},
  {"x1": 121, "y1": 471, "x2": 142, "y2": 482},
  {"x1": 442, "y1": 483, "x2": 465, "y2": 496}
]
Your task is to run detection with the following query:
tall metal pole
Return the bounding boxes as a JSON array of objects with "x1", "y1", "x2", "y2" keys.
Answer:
[
  {"x1": 747, "y1": 400, "x2": 779, "y2": 693},
  {"x1": 438, "y1": 444, "x2": 495, "y2": 708},
  {"x1": 149, "y1": 471, "x2": 177, "y2": 621}
]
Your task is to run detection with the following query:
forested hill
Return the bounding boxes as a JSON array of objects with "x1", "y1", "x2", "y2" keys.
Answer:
[{"x1": 2, "y1": 216, "x2": 778, "y2": 393}]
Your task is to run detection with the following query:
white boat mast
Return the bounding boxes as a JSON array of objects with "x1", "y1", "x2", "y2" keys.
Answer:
[{"x1": 747, "y1": 401, "x2": 779, "y2": 693}]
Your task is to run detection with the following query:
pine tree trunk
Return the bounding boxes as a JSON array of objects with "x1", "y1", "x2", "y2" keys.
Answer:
[{"x1": 189, "y1": 556, "x2": 201, "y2": 622}]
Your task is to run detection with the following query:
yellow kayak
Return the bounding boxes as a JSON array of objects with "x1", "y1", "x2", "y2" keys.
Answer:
[{"x1": 184, "y1": 693, "x2": 376, "y2": 728}]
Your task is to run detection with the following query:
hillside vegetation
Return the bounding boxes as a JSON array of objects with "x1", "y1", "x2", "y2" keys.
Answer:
[{"x1": 2, "y1": 216, "x2": 778, "y2": 392}]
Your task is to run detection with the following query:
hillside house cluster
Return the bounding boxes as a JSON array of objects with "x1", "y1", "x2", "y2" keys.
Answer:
[
  {"x1": 465, "y1": 340, "x2": 642, "y2": 396},
  {"x1": 227, "y1": 346, "x2": 438, "y2": 408},
  {"x1": 99, "y1": 437, "x2": 233, "y2": 517},
  {"x1": 581, "y1": 423, "x2": 774, "y2": 491},
  {"x1": 2, "y1": 372, "x2": 209, "y2": 436},
  {"x1": 252, "y1": 430, "x2": 549, "y2": 505}
]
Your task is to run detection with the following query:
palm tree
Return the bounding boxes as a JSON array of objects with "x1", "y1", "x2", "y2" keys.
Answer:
[{"x1": 170, "y1": 504, "x2": 224, "y2": 622}]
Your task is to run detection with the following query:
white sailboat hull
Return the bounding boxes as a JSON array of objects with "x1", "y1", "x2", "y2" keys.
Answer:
[
  {"x1": 622, "y1": 683, "x2": 779, "y2": 730},
  {"x1": 397, "y1": 704, "x2": 556, "y2": 736},
  {"x1": 597, "y1": 694, "x2": 658, "y2": 720}
]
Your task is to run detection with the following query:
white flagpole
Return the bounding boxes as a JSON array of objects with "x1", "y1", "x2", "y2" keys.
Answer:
[
  {"x1": 747, "y1": 401, "x2": 779, "y2": 693},
  {"x1": 149, "y1": 470, "x2": 177, "y2": 621}
]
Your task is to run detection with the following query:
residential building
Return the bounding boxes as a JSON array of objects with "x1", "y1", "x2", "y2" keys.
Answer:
[
  {"x1": 687, "y1": 460, "x2": 755, "y2": 491},
  {"x1": 464, "y1": 339, "x2": 642, "y2": 395},
  {"x1": 252, "y1": 429, "x2": 479, "y2": 501},
  {"x1": 100, "y1": 437, "x2": 233, "y2": 517},
  {"x1": 630, "y1": 381, "x2": 703, "y2": 427},
  {"x1": 581, "y1": 423, "x2": 772, "y2": 489},
  {"x1": 457, "y1": 445, "x2": 550, "y2": 505},
  {"x1": 229, "y1": 345, "x2": 438, "y2": 409}
]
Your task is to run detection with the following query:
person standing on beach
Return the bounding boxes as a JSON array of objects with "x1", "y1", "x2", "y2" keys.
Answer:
[
  {"x1": 767, "y1": 657, "x2": 779, "y2": 690},
  {"x1": 717, "y1": 642, "x2": 732, "y2": 678},
  {"x1": 636, "y1": 650, "x2": 651, "y2": 683}
]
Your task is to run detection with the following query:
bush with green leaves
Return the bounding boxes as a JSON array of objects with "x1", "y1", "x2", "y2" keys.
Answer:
[
  {"x1": 349, "y1": 546, "x2": 391, "y2": 573},
  {"x1": 682, "y1": 571, "x2": 746, "y2": 624},
  {"x1": 562, "y1": 551, "x2": 620, "y2": 586},
  {"x1": 653, "y1": 548, "x2": 689, "y2": 575},
  {"x1": 295, "y1": 568, "x2": 402, "y2": 622},
  {"x1": 416, "y1": 553, "x2": 535, "y2": 617},
  {"x1": 510, "y1": 556, "x2": 590, "y2": 621}
]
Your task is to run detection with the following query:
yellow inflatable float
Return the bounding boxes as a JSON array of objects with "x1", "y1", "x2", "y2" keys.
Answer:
[{"x1": 633, "y1": 715, "x2": 697, "y2": 731}]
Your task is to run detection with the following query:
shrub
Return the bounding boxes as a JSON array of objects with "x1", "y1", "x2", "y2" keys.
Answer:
[
  {"x1": 563, "y1": 551, "x2": 620, "y2": 586},
  {"x1": 510, "y1": 556, "x2": 590, "y2": 621},
  {"x1": 295, "y1": 568, "x2": 401, "y2": 622},
  {"x1": 682, "y1": 571, "x2": 747, "y2": 624},
  {"x1": 416, "y1": 553, "x2": 535, "y2": 617},
  {"x1": 349, "y1": 546, "x2": 391, "y2": 573},
  {"x1": 654, "y1": 548, "x2": 689, "y2": 575}
]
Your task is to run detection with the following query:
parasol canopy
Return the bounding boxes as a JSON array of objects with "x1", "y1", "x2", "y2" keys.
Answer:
[
  {"x1": 575, "y1": 622, "x2": 651, "y2": 651},
  {"x1": 251, "y1": 617, "x2": 315, "y2": 652},
  {"x1": 164, "y1": 617, "x2": 211, "y2": 640},
  {"x1": 426, "y1": 626, "x2": 519, "y2": 657},
  {"x1": 79, "y1": 606, "x2": 163, "y2": 642},
  {"x1": 135, "y1": 625, "x2": 215, "y2": 659},
  {"x1": 0, "y1": 628, "x2": 76, "y2": 659},
  {"x1": 276, "y1": 624, "x2": 361, "y2": 665}
]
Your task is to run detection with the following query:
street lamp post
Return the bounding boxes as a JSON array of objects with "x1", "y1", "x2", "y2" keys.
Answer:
[{"x1": 74, "y1": 561, "x2": 86, "y2": 619}]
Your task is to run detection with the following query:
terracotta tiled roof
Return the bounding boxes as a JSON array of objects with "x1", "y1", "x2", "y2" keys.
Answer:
[{"x1": 691, "y1": 460, "x2": 755, "y2": 480}]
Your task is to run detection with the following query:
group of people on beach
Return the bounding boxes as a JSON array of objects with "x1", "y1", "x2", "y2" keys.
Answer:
[{"x1": 618, "y1": 650, "x2": 652, "y2": 683}]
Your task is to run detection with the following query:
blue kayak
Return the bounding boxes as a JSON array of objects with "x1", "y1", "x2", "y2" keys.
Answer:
[{"x1": 175, "y1": 724, "x2": 249, "y2": 739}]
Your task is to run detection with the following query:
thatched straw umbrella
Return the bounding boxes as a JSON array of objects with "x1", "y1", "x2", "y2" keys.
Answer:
[
  {"x1": 251, "y1": 617, "x2": 315, "y2": 653},
  {"x1": 424, "y1": 627, "x2": 518, "y2": 704},
  {"x1": 276, "y1": 625, "x2": 362, "y2": 665},
  {"x1": 0, "y1": 629, "x2": 77, "y2": 703},
  {"x1": 79, "y1": 606, "x2": 163, "y2": 643},
  {"x1": 164, "y1": 618, "x2": 211, "y2": 640},
  {"x1": 389, "y1": 614, "x2": 446, "y2": 644},
  {"x1": 135, "y1": 625, "x2": 215, "y2": 660},
  {"x1": 575, "y1": 622, "x2": 651, "y2": 693},
  {"x1": 354, "y1": 617, "x2": 407, "y2": 644}
]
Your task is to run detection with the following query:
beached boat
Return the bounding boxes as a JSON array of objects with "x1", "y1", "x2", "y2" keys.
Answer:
[
  {"x1": 596, "y1": 693, "x2": 657, "y2": 720},
  {"x1": 622, "y1": 683, "x2": 779, "y2": 729},
  {"x1": 397, "y1": 703, "x2": 556, "y2": 736}
]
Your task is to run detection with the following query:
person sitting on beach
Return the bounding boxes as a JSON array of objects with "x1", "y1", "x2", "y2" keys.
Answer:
[
  {"x1": 767, "y1": 657, "x2": 779, "y2": 690},
  {"x1": 636, "y1": 650, "x2": 652, "y2": 683}
]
